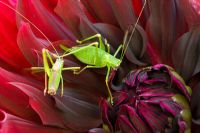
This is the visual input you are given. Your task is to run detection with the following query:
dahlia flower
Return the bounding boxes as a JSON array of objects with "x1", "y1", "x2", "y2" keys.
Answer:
[
  {"x1": 101, "y1": 64, "x2": 192, "y2": 132},
  {"x1": 0, "y1": 0, "x2": 199, "y2": 133}
]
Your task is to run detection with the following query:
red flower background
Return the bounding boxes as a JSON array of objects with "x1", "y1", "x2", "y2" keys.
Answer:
[{"x1": 0, "y1": 0, "x2": 200, "y2": 132}]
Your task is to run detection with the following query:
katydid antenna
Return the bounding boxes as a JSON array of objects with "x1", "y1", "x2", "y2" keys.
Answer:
[{"x1": 121, "y1": 0, "x2": 147, "y2": 60}]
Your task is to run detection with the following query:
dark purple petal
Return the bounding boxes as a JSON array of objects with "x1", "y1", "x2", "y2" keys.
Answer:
[
  {"x1": 169, "y1": 69, "x2": 192, "y2": 100},
  {"x1": 146, "y1": 0, "x2": 188, "y2": 65},
  {"x1": 138, "y1": 102, "x2": 169, "y2": 132},
  {"x1": 79, "y1": 17, "x2": 97, "y2": 38},
  {"x1": 191, "y1": 82, "x2": 200, "y2": 121},
  {"x1": 81, "y1": 0, "x2": 118, "y2": 26},
  {"x1": 172, "y1": 26, "x2": 200, "y2": 81},
  {"x1": 106, "y1": 0, "x2": 136, "y2": 31},
  {"x1": 113, "y1": 92, "x2": 129, "y2": 106},
  {"x1": 55, "y1": 0, "x2": 90, "y2": 39},
  {"x1": 54, "y1": 88, "x2": 101, "y2": 132},
  {"x1": 119, "y1": 105, "x2": 150, "y2": 133},
  {"x1": 124, "y1": 69, "x2": 140, "y2": 87},
  {"x1": 139, "y1": 87, "x2": 175, "y2": 97},
  {"x1": 116, "y1": 115, "x2": 137, "y2": 133},
  {"x1": 124, "y1": 25, "x2": 147, "y2": 66},
  {"x1": 94, "y1": 23, "x2": 123, "y2": 49}
]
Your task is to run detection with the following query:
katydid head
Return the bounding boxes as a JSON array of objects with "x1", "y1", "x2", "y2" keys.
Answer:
[{"x1": 108, "y1": 57, "x2": 122, "y2": 69}]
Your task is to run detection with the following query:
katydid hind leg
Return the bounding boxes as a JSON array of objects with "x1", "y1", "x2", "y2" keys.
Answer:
[
  {"x1": 105, "y1": 66, "x2": 113, "y2": 105},
  {"x1": 60, "y1": 75, "x2": 64, "y2": 97},
  {"x1": 44, "y1": 72, "x2": 48, "y2": 96},
  {"x1": 60, "y1": 42, "x2": 98, "y2": 58}
]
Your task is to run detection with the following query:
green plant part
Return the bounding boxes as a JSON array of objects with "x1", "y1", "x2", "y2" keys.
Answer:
[{"x1": 31, "y1": 49, "x2": 80, "y2": 96}]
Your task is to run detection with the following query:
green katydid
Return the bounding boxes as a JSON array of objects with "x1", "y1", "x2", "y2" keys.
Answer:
[
  {"x1": 0, "y1": 1, "x2": 81, "y2": 96},
  {"x1": 56, "y1": 36, "x2": 122, "y2": 103},
  {"x1": 56, "y1": 0, "x2": 147, "y2": 104}
]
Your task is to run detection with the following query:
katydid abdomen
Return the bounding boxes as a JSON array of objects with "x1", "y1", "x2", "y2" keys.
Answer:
[
  {"x1": 72, "y1": 46, "x2": 121, "y2": 68},
  {"x1": 47, "y1": 59, "x2": 64, "y2": 95}
]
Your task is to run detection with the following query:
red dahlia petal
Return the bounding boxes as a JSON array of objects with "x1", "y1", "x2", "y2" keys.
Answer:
[
  {"x1": 0, "y1": 0, "x2": 30, "y2": 69},
  {"x1": 17, "y1": 0, "x2": 76, "y2": 41},
  {"x1": 0, "y1": 67, "x2": 41, "y2": 122},
  {"x1": 10, "y1": 82, "x2": 65, "y2": 128}
]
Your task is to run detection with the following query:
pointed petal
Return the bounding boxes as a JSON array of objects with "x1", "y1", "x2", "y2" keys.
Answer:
[
  {"x1": 119, "y1": 105, "x2": 150, "y2": 132},
  {"x1": 146, "y1": 0, "x2": 188, "y2": 65},
  {"x1": 125, "y1": 25, "x2": 147, "y2": 65},
  {"x1": 54, "y1": 0, "x2": 89, "y2": 38},
  {"x1": 172, "y1": 26, "x2": 200, "y2": 80},
  {"x1": 94, "y1": 23, "x2": 123, "y2": 49},
  {"x1": 138, "y1": 102, "x2": 169, "y2": 132},
  {"x1": 79, "y1": 17, "x2": 97, "y2": 38},
  {"x1": 0, "y1": 109, "x2": 69, "y2": 133},
  {"x1": 106, "y1": 0, "x2": 136, "y2": 31},
  {"x1": 116, "y1": 115, "x2": 137, "y2": 133},
  {"x1": 10, "y1": 82, "x2": 64, "y2": 128},
  {"x1": 80, "y1": 0, "x2": 118, "y2": 25},
  {"x1": 0, "y1": 68, "x2": 41, "y2": 122}
]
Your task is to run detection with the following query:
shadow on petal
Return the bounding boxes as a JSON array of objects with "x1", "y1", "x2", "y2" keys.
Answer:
[
  {"x1": 54, "y1": 87, "x2": 102, "y2": 132},
  {"x1": 0, "y1": 109, "x2": 70, "y2": 133}
]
